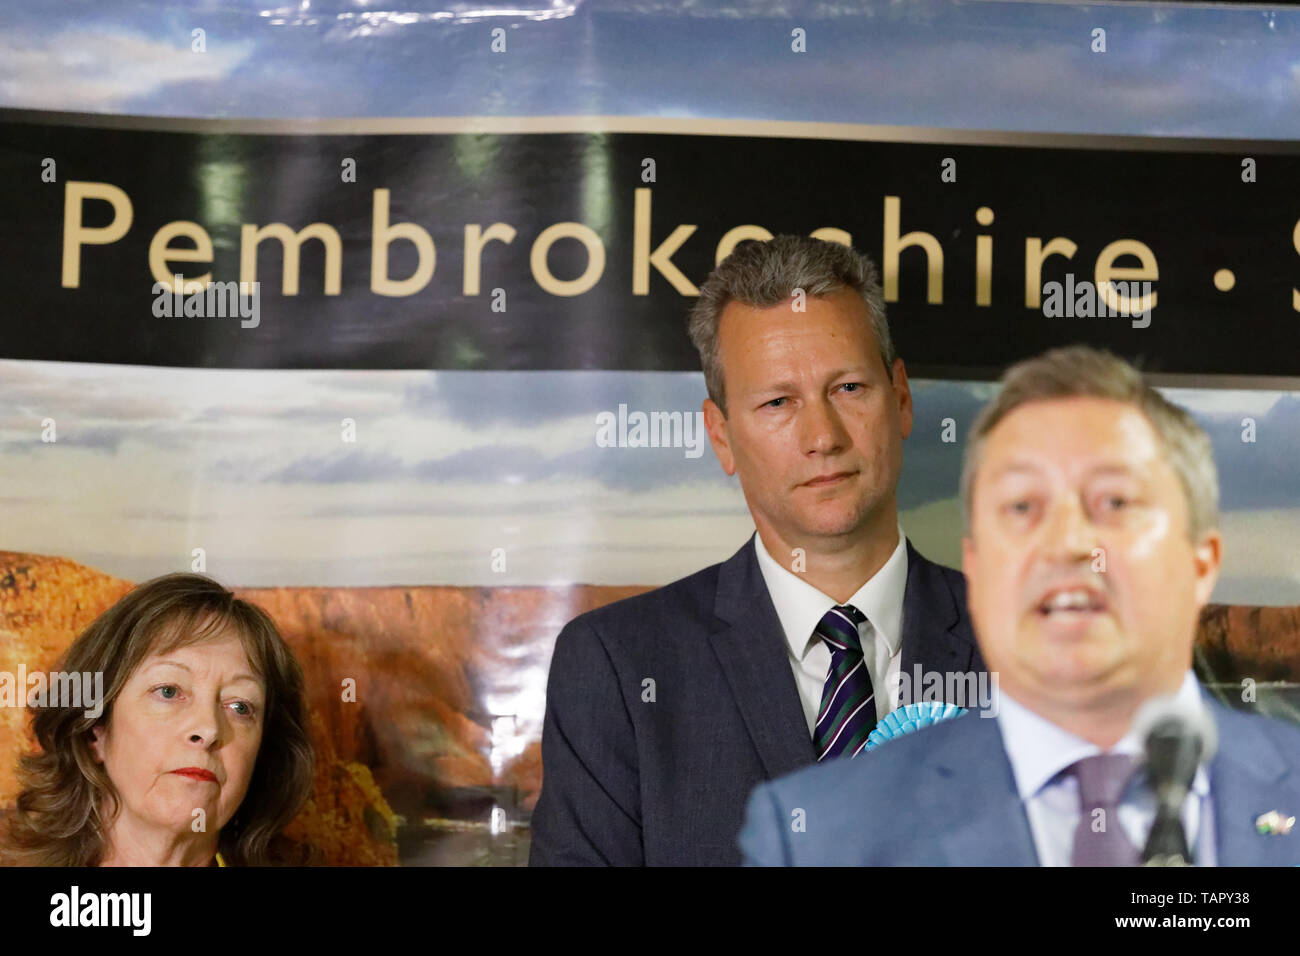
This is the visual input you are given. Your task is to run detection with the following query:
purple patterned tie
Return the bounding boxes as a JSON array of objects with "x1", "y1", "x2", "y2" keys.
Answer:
[
  {"x1": 1070, "y1": 753, "x2": 1141, "y2": 866},
  {"x1": 813, "y1": 604, "x2": 876, "y2": 760}
]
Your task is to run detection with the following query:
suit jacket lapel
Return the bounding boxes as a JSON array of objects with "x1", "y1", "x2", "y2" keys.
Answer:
[
  {"x1": 926, "y1": 714, "x2": 1040, "y2": 865},
  {"x1": 1208, "y1": 699, "x2": 1300, "y2": 866},
  {"x1": 899, "y1": 539, "x2": 979, "y2": 694},
  {"x1": 709, "y1": 534, "x2": 815, "y2": 779}
]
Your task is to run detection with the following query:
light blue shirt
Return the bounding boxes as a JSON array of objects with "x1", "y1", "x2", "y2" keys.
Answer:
[{"x1": 995, "y1": 670, "x2": 1215, "y2": 866}]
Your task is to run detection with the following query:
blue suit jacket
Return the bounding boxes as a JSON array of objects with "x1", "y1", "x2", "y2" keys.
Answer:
[
  {"x1": 739, "y1": 693, "x2": 1300, "y2": 866},
  {"x1": 529, "y1": 534, "x2": 985, "y2": 866}
]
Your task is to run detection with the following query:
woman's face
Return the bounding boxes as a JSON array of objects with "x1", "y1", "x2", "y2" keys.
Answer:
[{"x1": 90, "y1": 632, "x2": 265, "y2": 841}]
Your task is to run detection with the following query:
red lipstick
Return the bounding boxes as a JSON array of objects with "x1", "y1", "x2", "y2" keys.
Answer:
[{"x1": 172, "y1": 768, "x2": 218, "y2": 783}]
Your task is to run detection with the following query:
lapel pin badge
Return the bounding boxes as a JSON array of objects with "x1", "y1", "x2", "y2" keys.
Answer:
[{"x1": 1254, "y1": 811, "x2": 1295, "y2": 836}]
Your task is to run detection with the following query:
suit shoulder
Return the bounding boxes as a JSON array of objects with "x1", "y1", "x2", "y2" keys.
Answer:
[
  {"x1": 1215, "y1": 700, "x2": 1300, "y2": 752},
  {"x1": 560, "y1": 559, "x2": 724, "y2": 642},
  {"x1": 910, "y1": 544, "x2": 967, "y2": 596},
  {"x1": 941, "y1": 562, "x2": 968, "y2": 598}
]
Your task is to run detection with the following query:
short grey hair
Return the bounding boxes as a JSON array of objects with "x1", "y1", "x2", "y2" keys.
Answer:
[
  {"x1": 686, "y1": 235, "x2": 894, "y2": 415},
  {"x1": 959, "y1": 345, "x2": 1220, "y2": 542}
]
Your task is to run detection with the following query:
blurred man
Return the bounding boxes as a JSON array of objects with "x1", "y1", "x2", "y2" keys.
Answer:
[
  {"x1": 740, "y1": 345, "x2": 1300, "y2": 865},
  {"x1": 530, "y1": 236, "x2": 985, "y2": 866}
]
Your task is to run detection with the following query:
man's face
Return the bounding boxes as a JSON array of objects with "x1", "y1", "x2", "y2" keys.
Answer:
[
  {"x1": 703, "y1": 287, "x2": 913, "y2": 550},
  {"x1": 962, "y1": 397, "x2": 1221, "y2": 713}
]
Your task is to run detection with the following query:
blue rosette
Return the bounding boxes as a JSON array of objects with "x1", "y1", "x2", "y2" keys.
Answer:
[{"x1": 862, "y1": 700, "x2": 967, "y2": 753}]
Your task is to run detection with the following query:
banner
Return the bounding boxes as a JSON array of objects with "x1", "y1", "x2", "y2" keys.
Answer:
[{"x1": 4, "y1": 111, "x2": 1300, "y2": 380}]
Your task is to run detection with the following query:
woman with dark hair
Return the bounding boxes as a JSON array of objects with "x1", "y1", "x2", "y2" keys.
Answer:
[{"x1": 2, "y1": 573, "x2": 314, "y2": 866}]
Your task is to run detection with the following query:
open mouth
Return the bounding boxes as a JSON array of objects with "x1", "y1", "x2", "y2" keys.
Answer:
[{"x1": 1035, "y1": 588, "x2": 1107, "y2": 617}]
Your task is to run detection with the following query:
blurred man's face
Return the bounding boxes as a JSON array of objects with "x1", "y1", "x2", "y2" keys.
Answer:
[
  {"x1": 962, "y1": 396, "x2": 1220, "y2": 716},
  {"x1": 703, "y1": 287, "x2": 913, "y2": 552}
]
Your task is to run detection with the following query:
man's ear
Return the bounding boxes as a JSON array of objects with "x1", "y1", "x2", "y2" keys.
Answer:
[
  {"x1": 892, "y1": 357, "x2": 913, "y2": 440},
  {"x1": 1191, "y1": 528, "x2": 1223, "y2": 608},
  {"x1": 703, "y1": 398, "x2": 736, "y2": 476}
]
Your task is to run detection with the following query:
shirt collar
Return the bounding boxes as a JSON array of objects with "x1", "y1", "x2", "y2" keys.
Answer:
[
  {"x1": 752, "y1": 525, "x2": 909, "y2": 662},
  {"x1": 996, "y1": 670, "x2": 1211, "y2": 800}
]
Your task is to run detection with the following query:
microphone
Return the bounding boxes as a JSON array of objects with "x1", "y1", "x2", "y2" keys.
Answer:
[{"x1": 1133, "y1": 693, "x2": 1217, "y2": 866}]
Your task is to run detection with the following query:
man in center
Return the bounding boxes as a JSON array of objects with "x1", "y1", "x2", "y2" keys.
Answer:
[{"x1": 529, "y1": 235, "x2": 985, "y2": 865}]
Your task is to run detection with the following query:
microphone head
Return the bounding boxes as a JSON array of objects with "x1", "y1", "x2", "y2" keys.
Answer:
[
  {"x1": 1133, "y1": 692, "x2": 1216, "y2": 864},
  {"x1": 1133, "y1": 691, "x2": 1218, "y2": 767}
]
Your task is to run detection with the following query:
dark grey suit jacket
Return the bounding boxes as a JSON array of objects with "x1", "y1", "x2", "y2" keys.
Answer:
[
  {"x1": 739, "y1": 692, "x2": 1300, "y2": 866},
  {"x1": 529, "y1": 533, "x2": 985, "y2": 866}
]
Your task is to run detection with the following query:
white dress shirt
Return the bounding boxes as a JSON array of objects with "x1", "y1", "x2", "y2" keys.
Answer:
[
  {"x1": 995, "y1": 670, "x2": 1215, "y2": 866},
  {"x1": 752, "y1": 526, "x2": 909, "y2": 736}
]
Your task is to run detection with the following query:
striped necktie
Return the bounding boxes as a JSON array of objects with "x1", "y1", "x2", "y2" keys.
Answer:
[{"x1": 813, "y1": 604, "x2": 877, "y2": 760}]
